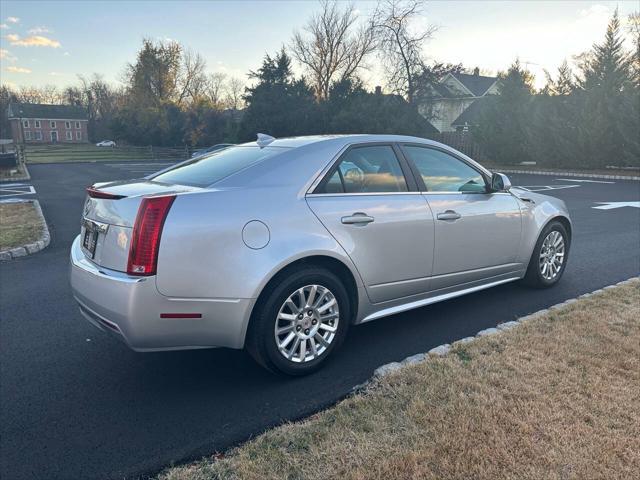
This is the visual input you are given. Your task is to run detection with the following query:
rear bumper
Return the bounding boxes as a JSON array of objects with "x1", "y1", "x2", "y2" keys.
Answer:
[{"x1": 69, "y1": 235, "x2": 254, "y2": 351}]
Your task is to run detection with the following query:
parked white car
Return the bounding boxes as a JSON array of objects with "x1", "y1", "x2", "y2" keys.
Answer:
[{"x1": 96, "y1": 140, "x2": 116, "y2": 147}]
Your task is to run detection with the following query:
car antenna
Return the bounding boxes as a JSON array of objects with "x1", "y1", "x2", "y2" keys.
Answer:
[{"x1": 256, "y1": 133, "x2": 275, "y2": 148}]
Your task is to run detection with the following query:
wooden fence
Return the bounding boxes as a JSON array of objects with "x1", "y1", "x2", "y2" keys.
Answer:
[{"x1": 22, "y1": 144, "x2": 190, "y2": 164}]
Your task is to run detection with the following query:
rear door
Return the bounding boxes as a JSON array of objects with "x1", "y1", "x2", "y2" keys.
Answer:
[
  {"x1": 401, "y1": 144, "x2": 522, "y2": 290},
  {"x1": 306, "y1": 144, "x2": 435, "y2": 304}
]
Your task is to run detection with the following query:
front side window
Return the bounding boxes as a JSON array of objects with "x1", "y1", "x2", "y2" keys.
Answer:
[
  {"x1": 319, "y1": 145, "x2": 408, "y2": 194},
  {"x1": 151, "y1": 146, "x2": 284, "y2": 187},
  {"x1": 50, "y1": 121, "x2": 56, "y2": 128},
  {"x1": 403, "y1": 146, "x2": 487, "y2": 193}
]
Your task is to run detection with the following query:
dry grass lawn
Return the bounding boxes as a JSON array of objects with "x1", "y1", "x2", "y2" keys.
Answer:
[
  {"x1": 0, "y1": 201, "x2": 44, "y2": 251},
  {"x1": 160, "y1": 280, "x2": 640, "y2": 480}
]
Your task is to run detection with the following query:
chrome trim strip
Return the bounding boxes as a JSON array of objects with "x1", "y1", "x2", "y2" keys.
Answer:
[
  {"x1": 306, "y1": 191, "x2": 423, "y2": 198},
  {"x1": 361, "y1": 277, "x2": 520, "y2": 323},
  {"x1": 421, "y1": 191, "x2": 511, "y2": 196}
]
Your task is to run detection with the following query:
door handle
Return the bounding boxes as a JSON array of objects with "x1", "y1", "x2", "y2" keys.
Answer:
[
  {"x1": 437, "y1": 210, "x2": 461, "y2": 221},
  {"x1": 341, "y1": 212, "x2": 375, "y2": 225}
]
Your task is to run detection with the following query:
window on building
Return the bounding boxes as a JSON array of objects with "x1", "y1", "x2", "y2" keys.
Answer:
[
  {"x1": 22, "y1": 120, "x2": 29, "y2": 128},
  {"x1": 76, "y1": 131, "x2": 82, "y2": 140},
  {"x1": 65, "y1": 121, "x2": 71, "y2": 129},
  {"x1": 35, "y1": 131, "x2": 42, "y2": 141},
  {"x1": 75, "y1": 121, "x2": 81, "y2": 129},
  {"x1": 34, "y1": 120, "x2": 41, "y2": 129},
  {"x1": 50, "y1": 121, "x2": 56, "y2": 128},
  {"x1": 24, "y1": 131, "x2": 32, "y2": 140},
  {"x1": 66, "y1": 131, "x2": 73, "y2": 140}
]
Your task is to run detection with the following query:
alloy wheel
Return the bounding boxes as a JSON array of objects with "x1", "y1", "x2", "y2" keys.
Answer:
[
  {"x1": 539, "y1": 230, "x2": 565, "y2": 281},
  {"x1": 274, "y1": 285, "x2": 340, "y2": 363}
]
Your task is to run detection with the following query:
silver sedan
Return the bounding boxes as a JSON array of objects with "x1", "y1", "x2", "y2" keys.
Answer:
[{"x1": 70, "y1": 134, "x2": 571, "y2": 375}]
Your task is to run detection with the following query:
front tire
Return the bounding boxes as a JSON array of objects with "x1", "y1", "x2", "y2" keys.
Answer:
[
  {"x1": 246, "y1": 266, "x2": 351, "y2": 376},
  {"x1": 522, "y1": 220, "x2": 570, "y2": 288}
]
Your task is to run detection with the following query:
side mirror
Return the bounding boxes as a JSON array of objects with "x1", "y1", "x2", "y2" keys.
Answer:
[{"x1": 491, "y1": 172, "x2": 511, "y2": 192}]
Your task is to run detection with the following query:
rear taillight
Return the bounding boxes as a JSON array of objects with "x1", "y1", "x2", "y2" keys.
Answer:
[
  {"x1": 86, "y1": 186, "x2": 126, "y2": 200},
  {"x1": 127, "y1": 195, "x2": 176, "y2": 276}
]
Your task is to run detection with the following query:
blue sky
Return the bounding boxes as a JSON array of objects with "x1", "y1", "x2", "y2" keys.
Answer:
[{"x1": 0, "y1": 1, "x2": 637, "y2": 90}]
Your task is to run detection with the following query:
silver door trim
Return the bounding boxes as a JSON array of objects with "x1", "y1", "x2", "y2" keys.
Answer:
[
  {"x1": 361, "y1": 276, "x2": 520, "y2": 323},
  {"x1": 306, "y1": 192, "x2": 423, "y2": 198}
]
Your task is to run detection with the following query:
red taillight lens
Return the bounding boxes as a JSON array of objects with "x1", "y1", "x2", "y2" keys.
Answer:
[
  {"x1": 86, "y1": 186, "x2": 126, "y2": 200},
  {"x1": 127, "y1": 195, "x2": 176, "y2": 276}
]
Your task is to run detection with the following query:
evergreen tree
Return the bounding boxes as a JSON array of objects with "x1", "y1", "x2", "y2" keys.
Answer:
[
  {"x1": 575, "y1": 9, "x2": 638, "y2": 167},
  {"x1": 237, "y1": 49, "x2": 319, "y2": 141},
  {"x1": 474, "y1": 60, "x2": 535, "y2": 165}
]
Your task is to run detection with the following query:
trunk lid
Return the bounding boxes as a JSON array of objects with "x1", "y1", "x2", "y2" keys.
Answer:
[{"x1": 80, "y1": 179, "x2": 201, "y2": 272}]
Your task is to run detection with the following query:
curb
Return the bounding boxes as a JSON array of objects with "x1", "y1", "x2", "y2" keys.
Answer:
[
  {"x1": 365, "y1": 276, "x2": 639, "y2": 386},
  {"x1": 494, "y1": 168, "x2": 640, "y2": 181},
  {"x1": 0, "y1": 199, "x2": 50, "y2": 261},
  {"x1": 0, "y1": 164, "x2": 31, "y2": 183}
]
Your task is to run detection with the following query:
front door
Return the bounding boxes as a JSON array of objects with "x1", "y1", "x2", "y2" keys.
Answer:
[
  {"x1": 401, "y1": 145, "x2": 522, "y2": 290},
  {"x1": 307, "y1": 144, "x2": 435, "y2": 304},
  {"x1": 50, "y1": 131, "x2": 58, "y2": 143}
]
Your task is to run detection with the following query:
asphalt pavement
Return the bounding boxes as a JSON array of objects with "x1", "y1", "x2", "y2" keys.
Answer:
[{"x1": 1, "y1": 162, "x2": 639, "y2": 479}]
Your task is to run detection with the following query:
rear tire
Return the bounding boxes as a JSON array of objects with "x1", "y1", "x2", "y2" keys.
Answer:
[
  {"x1": 246, "y1": 266, "x2": 351, "y2": 376},
  {"x1": 522, "y1": 220, "x2": 570, "y2": 288}
]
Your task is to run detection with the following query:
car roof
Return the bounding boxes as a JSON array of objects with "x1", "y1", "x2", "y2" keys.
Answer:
[{"x1": 238, "y1": 134, "x2": 447, "y2": 149}]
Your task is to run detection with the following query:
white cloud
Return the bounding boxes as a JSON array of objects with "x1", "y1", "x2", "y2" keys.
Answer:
[
  {"x1": 63, "y1": 51, "x2": 70, "y2": 56},
  {"x1": 0, "y1": 23, "x2": 8, "y2": 30},
  {"x1": 6, "y1": 16, "x2": 19, "y2": 24},
  {"x1": 7, "y1": 65, "x2": 31, "y2": 73},
  {"x1": 0, "y1": 48, "x2": 17, "y2": 62},
  {"x1": 5, "y1": 33, "x2": 61, "y2": 48},
  {"x1": 28, "y1": 26, "x2": 51, "y2": 34},
  {"x1": 580, "y1": 4, "x2": 609, "y2": 18},
  {"x1": 49, "y1": 71, "x2": 63, "y2": 76}
]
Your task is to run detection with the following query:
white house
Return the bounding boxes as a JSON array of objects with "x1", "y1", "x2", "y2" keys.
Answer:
[{"x1": 422, "y1": 69, "x2": 499, "y2": 133}]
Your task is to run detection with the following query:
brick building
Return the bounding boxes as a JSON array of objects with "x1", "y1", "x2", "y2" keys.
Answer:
[{"x1": 7, "y1": 103, "x2": 89, "y2": 144}]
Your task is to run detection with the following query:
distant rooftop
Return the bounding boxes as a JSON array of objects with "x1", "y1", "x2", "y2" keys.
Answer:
[
  {"x1": 451, "y1": 72, "x2": 497, "y2": 97},
  {"x1": 7, "y1": 103, "x2": 88, "y2": 120}
]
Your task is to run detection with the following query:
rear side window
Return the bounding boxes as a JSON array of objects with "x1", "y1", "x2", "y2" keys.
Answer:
[
  {"x1": 318, "y1": 145, "x2": 408, "y2": 194},
  {"x1": 151, "y1": 146, "x2": 283, "y2": 187},
  {"x1": 403, "y1": 146, "x2": 487, "y2": 193}
]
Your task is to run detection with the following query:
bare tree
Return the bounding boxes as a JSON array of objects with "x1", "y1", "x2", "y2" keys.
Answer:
[
  {"x1": 17, "y1": 84, "x2": 62, "y2": 104},
  {"x1": 372, "y1": 0, "x2": 437, "y2": 103},
  {"x1": 292, "y1": 0, "x2": 376, "y2": 100},
  {"x1": 225, "y1": 77, "x2": 245, "y2": 110},
  {"x1": 205, "y1": 72, "x2": 227, "y2": 107},
  {"x1": 177, "y1": 49, "x2": 208, "y2": 105}
]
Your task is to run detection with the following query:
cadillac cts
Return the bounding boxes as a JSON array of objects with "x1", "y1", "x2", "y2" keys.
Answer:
[{"x1": 70, "y1": 134, "x2": 571, "y2": 375}]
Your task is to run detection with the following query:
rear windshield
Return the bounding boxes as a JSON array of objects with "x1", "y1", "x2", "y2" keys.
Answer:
[{"x1": 151, "y1": 146, "x2": 285, "y2": 187}]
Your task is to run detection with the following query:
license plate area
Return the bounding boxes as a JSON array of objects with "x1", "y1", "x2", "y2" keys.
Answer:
[{"x1": 82, "y1": 219, "x2": 108, "y2": 258}]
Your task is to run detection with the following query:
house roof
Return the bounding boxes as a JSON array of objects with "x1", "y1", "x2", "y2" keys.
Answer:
[
  {"x1": 450, "y1": 72, "x2": 497, "y2": 97},
  {"x1": 451, "y1": 97, "x2": 494, "y2": 127},
  {"x1": 7, "y1": 102, "x2": 88, "y2": 120}
]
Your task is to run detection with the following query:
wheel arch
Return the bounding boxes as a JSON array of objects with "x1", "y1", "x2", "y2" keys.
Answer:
[
  {"x1": 545, "y1": 215, "x2": 572, "y2": 242},
  {"x1": 248, "y1": 255, "x2": 360, "y2": 333}
]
